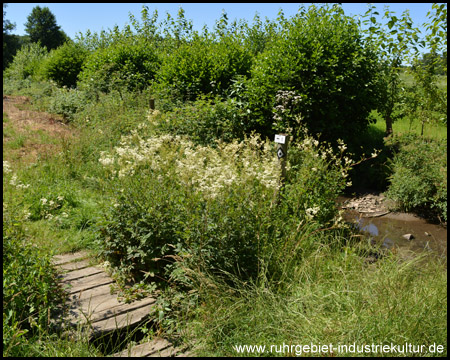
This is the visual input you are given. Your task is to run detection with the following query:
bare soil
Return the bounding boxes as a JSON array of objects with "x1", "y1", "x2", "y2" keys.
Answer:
[{"x1": 3, "y1": 95, "x2": 75, "y2": 163}]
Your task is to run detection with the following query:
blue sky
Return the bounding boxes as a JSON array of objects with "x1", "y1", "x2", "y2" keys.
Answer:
[{"x1": 4, "y1": 3, "x2": 440, "y2": 43}]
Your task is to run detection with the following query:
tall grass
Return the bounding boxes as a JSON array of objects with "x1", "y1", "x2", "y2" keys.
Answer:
[{"x1": 186, "y1": 244, "x2": 447, "y2": 357}]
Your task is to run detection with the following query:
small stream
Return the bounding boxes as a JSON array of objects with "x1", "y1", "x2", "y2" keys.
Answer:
[{"x1": 338, "y1": 196, "x2": 447, "y2": 260}]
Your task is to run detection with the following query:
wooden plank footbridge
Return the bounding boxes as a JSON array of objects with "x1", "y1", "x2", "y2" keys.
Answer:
[{"x1": 52, "y1": 251, "x2": 190, "y2": 357}]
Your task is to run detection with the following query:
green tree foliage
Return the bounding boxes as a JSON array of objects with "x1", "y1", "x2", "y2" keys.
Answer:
[
  {"x1": 155, "y1": 34, "x2": 252, "y2": 101},
  {"x1": 3, "y1": 4, "x2": 25, "y2": 70},
  {"x1": 40, "y1": 41, "x2": 88, "y2": 88},
  {"x1": 78, "y1": 38, "x2": 161, "y2": 95},
  {"x1": 360, "y1": 4, "x2": 446, "y2": 136},
  {"x1": 244, "y1": 4, "x2": 382, "y2": 144},
  {"x1": 4, "y1": 42, "x2": 48, "y2": 80},
  {"x1": 24, "y1": 6, "x2": 68, "y2": 51}
]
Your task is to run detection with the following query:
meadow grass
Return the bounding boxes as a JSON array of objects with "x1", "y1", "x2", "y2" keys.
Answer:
[
  {"x1": 369, "y1": 110, "x2": 447, "y2": 140},
  {"x1": 3, "y1": 80, "x2": 447, "y2": 357},
  {"x1": 186, "y1": 245, "x2": 447, "y2": 357}
]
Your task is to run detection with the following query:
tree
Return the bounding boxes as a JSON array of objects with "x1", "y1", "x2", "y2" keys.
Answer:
[
  {"x1": 3, "y1": 3, "x2": 23, "y2": 69},
  {"x1": 24, "y1": 6, "x2": 68, "y2": 51},
  {"x1": 244, "y1": 4, "x2": 382, "y2": 144},
  {"x1": 361, "y1": 4, "x2": 421, "y2": 137}
]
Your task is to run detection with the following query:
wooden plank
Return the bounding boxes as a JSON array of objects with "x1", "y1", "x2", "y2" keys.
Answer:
[
  {"x1": 153, "y1": 346, "x2": 179, "y2": 357},
  {"x1": 90, "y1": 302, "x2": 154, "y2": 333},
  {"x1": 67, "y1": 283, "x2": 113, "y2": 303},
  {"x1": 52, "y1": 251, "x2": 90, "y2": 265},
  {"x1": 60, "y1": 266, "x2": 104, "y2": 282},
  {"x1": 64, "y1": 272, "x2": 114, "y2": 294},
  {"x1": 176, "y1": 350, "x2": 193, "y2": 357},
  {"x1": 69, "y1": 294, "x2": 154, "y2": 321},
  {"x1": 57, "y1": 259, "x2": 93, "y2": 271},
  {"x1": 65, "y1": 292, "x2": 119, "y2": 323},
  {"x1": 113, "y1": 338, "x2": 172, "y2": 357},
  {"x1": 84, "y1": 297, "x2": 156, "y2": 323}
]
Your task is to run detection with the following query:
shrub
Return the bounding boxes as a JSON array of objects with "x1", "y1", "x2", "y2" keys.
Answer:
[
  {"x1": 385, "y1": 133, "x2": 447, "y2": 222},
  {"x1": 47, "y1": 86, "x2": 89, "y2": 121},
  {"x1": 244, "y1": 4, "x2": 383, "y2": 144},
  {"x1": 155, "y1": 35, "x2": 252, "y2": 101},
  {"x1": 96, "y1": 129, "x2": 353, "y2": 285},
  {"x1": 4, "y1": 42, "x2": 48, "y2": 81},
  {"x1": 78, "y1": 39, "x2": 160, "y2": 95},
  {"x1": 40, "y1": 41, "x2": 88, "y2": 88},
  {"x1": 155, "y1": 95, "x2": 248, "y2": 145},
  {"x1": 3, "y1": 210, "x2": 63, "y2": 356}
]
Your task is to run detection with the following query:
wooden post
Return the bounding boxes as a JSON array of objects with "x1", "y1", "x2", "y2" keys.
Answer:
[
  {"x1": 149, "y1": 98, "x2": 155, "y2": 110},
  {"x1": 274, "y1": 134, "x2": 289, "y2": 205},
  {"x1": 275, "y1": 133, "x2": 289, "y2": 185}
]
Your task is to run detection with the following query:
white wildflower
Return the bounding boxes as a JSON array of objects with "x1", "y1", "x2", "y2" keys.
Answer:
[
  {"x1": 3, "y1": 161, "x2": 12, "y2": 174},
  {"x1": 9, "y1": 174, "x2": 18, "y2": 186},
  {"x1": 305, "y1": 205, "x2": 320, "y2": 220}
]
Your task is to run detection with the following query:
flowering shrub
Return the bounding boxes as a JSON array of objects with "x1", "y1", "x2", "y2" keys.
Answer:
[
  {"x1": 99, "y1": 131, "x2": 281, "y2": 199},
  {"x1": 97, "y1": 124, "x2": 354, "y2": 283}
]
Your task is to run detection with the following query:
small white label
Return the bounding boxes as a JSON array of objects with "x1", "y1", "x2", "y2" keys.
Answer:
[{"x1": 274, "y1": 134, "x2": 286, "y2": 144}]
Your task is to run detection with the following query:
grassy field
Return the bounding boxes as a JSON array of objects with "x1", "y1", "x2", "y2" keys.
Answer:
[{"x1": 369, "y1": 109, "x2": 447, "y2": 140}]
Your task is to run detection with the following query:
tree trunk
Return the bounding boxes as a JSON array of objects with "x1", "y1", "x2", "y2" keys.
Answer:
[{"x1": 385, "y1": 114, "x2": 393, "y2": 137}]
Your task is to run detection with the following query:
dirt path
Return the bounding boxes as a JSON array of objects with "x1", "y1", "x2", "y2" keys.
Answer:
[{"x1": 3, "y1": 95, "x2": 75, "y2": 163}]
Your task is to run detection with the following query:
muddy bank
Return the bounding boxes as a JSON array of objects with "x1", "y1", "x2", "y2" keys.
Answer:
[{"x1": 338, "y1": 193, "x2": 447, "y2": 259}]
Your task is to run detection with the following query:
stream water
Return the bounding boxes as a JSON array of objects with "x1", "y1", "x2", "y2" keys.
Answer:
[{"x1": 338, "y1": 196, "x2": 447, "y2": 260}]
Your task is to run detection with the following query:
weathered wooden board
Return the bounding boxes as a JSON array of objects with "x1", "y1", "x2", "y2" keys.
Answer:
[
  {"x1": 64, "y1": 272, "x2": 114, "y2": 294},
  {"x1": 113, "y1": 338, "x2": 173, "y2": 357},
  {"x1": 52, "y1": 251, "x2": 90, "y2": 265},
  {"x1": 58, "y1": 259, "x2": 93, "y2": 271},
  {"x1": 70, "y1": 296, "x2": 156, "y2": 325},
  {"x1": 54, "y1": 252, "x2": 186, "y2": 356},
  {"x1": 67, "y1": 283, "x2": 112, "y2": 302},
  {"x1": 90, "y1": 302, "x2": 154, "y2": 333},
  {"x1": 60, "y1": 266, "x2": 104, "y2": 282}
]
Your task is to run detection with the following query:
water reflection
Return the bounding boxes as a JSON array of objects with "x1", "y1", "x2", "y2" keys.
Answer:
[{"x1": 343, "y1": 210, "x2": 447, "y2": 258}]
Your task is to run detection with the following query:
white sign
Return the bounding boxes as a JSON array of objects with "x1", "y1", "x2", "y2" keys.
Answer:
[{"x1": 274, "y1": 134, "x2": 286, "y2": 144}]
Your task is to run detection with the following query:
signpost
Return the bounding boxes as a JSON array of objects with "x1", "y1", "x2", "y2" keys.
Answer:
[
  {"x1": 149, "y1": 98, "x2": 155, "y2": 110},
  {"x1": 274, "y1": 133, "x2": 288, "y2": 185}
]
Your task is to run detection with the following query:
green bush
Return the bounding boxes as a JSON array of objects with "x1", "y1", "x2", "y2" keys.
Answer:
[
  {"x1": 96, "y1": 130, "x2": 352, "y2": 285},
  {"x1": 244, "y1": 4, "x2": 383, "y2": 143},
  {"x1": 155, "y1": 95, "x2": 247, "y2": 145},
  {"x1": 4, "y1": 42, "x2": 48, "y2": 81},
  {"x1": 40, "y1": 41, "x2": 88, "y2": 88},
  {"x1": 3, "y1": 211, "x2": 63, "y2": 356},
  {"x1": 155, "y1": 35, "x2": 252, "y2": 101},
  {"x1": 385, "y1": 133, "x2": 447, "y2": 222},
  {"x1": 47, "y1": 86, "x2": 89, "y2": 121},
  {"x1": 78, "y1": 39, "x2": 160, "y2": 95}
]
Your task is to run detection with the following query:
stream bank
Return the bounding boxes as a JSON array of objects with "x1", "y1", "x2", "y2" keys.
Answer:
[{"x1": 337, "y1": 192, "x2": 447, "y2": 260}]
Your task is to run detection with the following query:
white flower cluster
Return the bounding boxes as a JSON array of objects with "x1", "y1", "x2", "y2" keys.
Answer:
[
  {"x1": 273, "y1": 90, "x2": 303, "y2": 124},
  {"x1": 305, "y1": 205, "x2": 320, "y2": 220},
  {"x1": 3, "y1": 161, "x2": 12, "y2": 174},
  {"x1": 4, "y1": 161, "x2": 31, "y2": 189},
  {"x1": 99, "y1": 131, "x2": 282, "y2": 199},
  {"x1": 40, "y1": 196, "x2": 66, "y2": 220}
]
